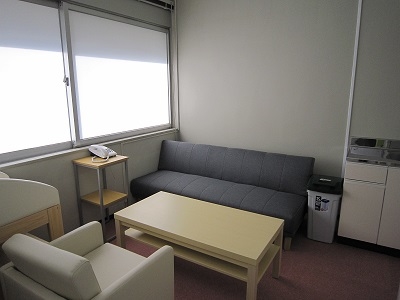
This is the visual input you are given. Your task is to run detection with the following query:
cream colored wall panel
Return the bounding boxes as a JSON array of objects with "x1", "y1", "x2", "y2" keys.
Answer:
[{"x1": 377, "y1": 167, "x2": 400, "y2": 249}]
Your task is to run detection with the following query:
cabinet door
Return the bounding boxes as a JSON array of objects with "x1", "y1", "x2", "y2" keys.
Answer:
[
  {"x1": 377, "y1": 167, "x2": 400, "y2": 249},
  {"x1": 345, "y1": 162, "x2": 387, "y2": 184},
  {"x1": 338, "y1": 179, "x2": 385, "y2": 243}
]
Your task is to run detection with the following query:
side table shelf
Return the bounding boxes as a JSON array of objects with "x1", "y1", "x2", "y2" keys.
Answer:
[
  {"x1": 73, "y1": 155, "x2": 129, "y2": 241},
  {"x1": 81, "y1": 189, "x2": 127, "y2": 207}
]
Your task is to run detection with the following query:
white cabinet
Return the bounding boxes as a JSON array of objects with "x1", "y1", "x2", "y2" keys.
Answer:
[
  {"x1": 377, "y1": 167, "x2": 400, "y2": 249},
  {"x1": 338, "y1": 163, "x2": 387, "y2": 244},
  {"x1": 339, "y1": 162, "x2": 400, "y2": 249}
]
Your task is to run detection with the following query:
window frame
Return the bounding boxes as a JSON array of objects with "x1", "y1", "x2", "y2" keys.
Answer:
[
  {"x1": 0, "y1": 0, "x2": 72, "y2": 164},
  {"x1": 60, "y1": 3, "x2": 172, "y2": 148},
  {"x1": 0, "y1": 0, "x2": 173, "y2": 164}
]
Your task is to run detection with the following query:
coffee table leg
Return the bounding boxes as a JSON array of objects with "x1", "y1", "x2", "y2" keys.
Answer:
[
  {"x1": 115, "y1": 219, "x2": 127, "y2": 248},
  {"x1": 272, "y1": 226, "x2": 283, "y2": 278},
  {"x1": 246, "y1": 265, "x2": 258, "y2": 300}
]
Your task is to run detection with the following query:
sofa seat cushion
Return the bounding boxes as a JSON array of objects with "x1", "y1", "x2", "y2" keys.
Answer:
[{"x1": 131, "y1": 170, "x2": 307, "y2": 236}]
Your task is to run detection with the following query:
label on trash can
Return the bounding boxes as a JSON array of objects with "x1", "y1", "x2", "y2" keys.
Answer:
[{"x1": 315, "y1": 195, "x2": 329, "y2": 211}]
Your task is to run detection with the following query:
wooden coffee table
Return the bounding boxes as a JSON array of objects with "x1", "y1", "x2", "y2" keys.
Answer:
[{"x1": 114, "y1": 191, "x2": 284, "y2": 300}]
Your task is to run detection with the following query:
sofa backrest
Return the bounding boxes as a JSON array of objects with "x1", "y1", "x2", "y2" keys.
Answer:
[{"x1": 158, "y1": 140, "x2": 315, "y2": 196}]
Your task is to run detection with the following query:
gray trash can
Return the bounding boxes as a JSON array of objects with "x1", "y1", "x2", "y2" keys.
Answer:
[{"x1": 307, "y1": 175, "x2": 343, "y2": 243}]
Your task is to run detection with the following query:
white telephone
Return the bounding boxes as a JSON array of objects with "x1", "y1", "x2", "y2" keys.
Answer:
[{"x1": 89, "y1": 145, "x2": 117, "y2": 162}]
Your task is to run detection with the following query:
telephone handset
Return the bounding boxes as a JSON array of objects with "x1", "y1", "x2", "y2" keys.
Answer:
[{"x1": 89, "y1": 145, "x2": 117, "y2": 162}]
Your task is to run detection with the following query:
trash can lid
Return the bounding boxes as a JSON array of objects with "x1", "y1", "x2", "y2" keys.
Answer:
[{"x1": 307, "y1": 175, "x2": 343, "y2": 194}]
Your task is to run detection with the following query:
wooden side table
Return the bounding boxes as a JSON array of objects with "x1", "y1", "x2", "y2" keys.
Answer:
[{"x1": 72, "y1": 155, "x2": 129, "y2": 241}]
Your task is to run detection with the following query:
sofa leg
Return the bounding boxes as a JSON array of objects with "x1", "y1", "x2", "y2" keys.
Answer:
[{"x1": 284, "y1": 237, "x2": 292, "y2": 251}]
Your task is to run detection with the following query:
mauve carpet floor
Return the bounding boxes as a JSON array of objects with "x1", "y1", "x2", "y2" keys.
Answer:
[{"x1": 110, "y1": 222, "x2": 400, "y2": 300}]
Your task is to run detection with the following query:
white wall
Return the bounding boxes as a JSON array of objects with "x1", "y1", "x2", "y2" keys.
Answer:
[
  {"x1": 176, "y1": 0, "x2": 359, "y2": 176},
  {"x1": 350, "y1": 0, "x2": 400, "y2": 140}
]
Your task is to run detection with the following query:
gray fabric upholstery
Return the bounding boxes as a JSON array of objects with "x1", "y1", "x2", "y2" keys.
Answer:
[
  {"x1": 158, "y1": 140, "x2": 313, "y2": 196},
  {"x1": 131, "y1": 140, "x2": 315, "y2": 237}
]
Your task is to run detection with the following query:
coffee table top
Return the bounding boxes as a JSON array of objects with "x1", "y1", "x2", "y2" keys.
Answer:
[{"x1": 115, "y1": 191, "x2": 284, "y2": 265}]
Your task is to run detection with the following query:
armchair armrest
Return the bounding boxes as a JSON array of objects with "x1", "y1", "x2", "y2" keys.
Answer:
[
  {"x1": 92, "y1": 245, "x2": 174, "y2": 300},
  {"x1": 50, "y1": 221, "x2": 104, "y2": 256},
  {"x1": 0, "y1": 262, "x2": 66, "y2": 300}
]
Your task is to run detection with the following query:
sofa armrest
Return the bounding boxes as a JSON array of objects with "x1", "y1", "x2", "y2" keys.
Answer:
[
  {"x1": 50, "y1": 221, "x2": 104, "y2": 256},
  {"x1": 92, "y1": 245, "x2": 174, "y2": 300}
]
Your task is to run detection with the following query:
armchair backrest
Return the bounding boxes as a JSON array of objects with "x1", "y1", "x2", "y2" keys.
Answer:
[{"x1": 2, "y1": 234, "x2": 101, "y2": 300}]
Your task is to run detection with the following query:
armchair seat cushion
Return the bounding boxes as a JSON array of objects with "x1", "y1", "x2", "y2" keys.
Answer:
[{"x1": 84, "y1": 243, "x2": 145, "y2": 290}]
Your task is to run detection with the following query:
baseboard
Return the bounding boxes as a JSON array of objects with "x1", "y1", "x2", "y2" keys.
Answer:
[{"x1": 337, "y1": 236, "x2": 400, "y2": 258}]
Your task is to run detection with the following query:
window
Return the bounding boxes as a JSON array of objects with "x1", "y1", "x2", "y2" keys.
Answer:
[
  {"x1": 67, "y1": 9, "x2": 170, "y2": 144},
  {"x1": 0, "y1": 0, "x2": 172, "y2": 163},
  {"x1": 0, "y1": 0, "x2": 71, "y2": 157}
]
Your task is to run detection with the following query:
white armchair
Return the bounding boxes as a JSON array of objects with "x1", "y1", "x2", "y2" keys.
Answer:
[{"x1": 0, "y1": 221, "x2": 174, "y2": 300}]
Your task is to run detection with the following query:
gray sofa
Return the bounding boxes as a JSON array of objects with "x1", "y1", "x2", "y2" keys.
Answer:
[{"x1": 130, "y1": 140, "x2": 315, "y2": 250}]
